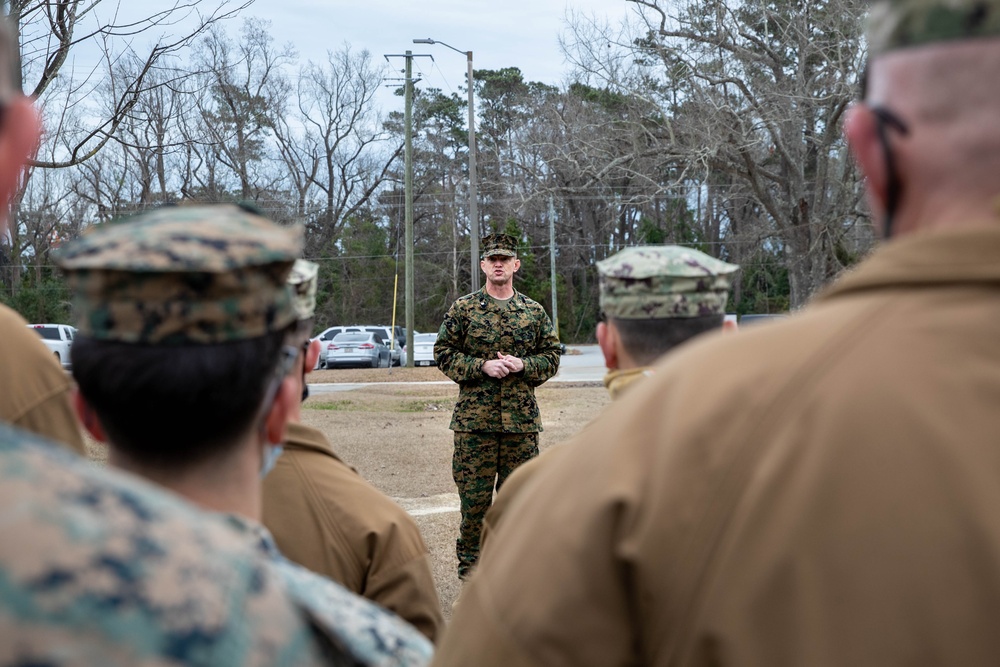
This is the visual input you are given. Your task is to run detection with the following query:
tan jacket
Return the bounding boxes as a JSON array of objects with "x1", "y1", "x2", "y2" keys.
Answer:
[
  {"x1": 262, "y1": 422, "x2": 443, "y2": 642},
  {"x1": 480, "y1": 365, "x2": 653, "y2": 552},
  {"x1": 434, "y1": 227, "x2": 1000, "y2": 666},
  {"x1": 0, "y1": 305, "x2": 84, "y2": 453}
]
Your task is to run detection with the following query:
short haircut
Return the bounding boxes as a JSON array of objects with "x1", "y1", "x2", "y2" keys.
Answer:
[
  {"x1": 610, "y1": 314, "x2": 724, "y2": 366},
  {"x1": 72, "y1": 328, "x2": 290, "y2": 471}
]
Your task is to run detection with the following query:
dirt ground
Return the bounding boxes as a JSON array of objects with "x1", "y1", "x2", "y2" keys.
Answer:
[
  {"x1": 299, "y1": 379, "x2": 609, "y2": 616},
  {"x1": 85, "y1": 374, "x2": 610, "y2": 619}
]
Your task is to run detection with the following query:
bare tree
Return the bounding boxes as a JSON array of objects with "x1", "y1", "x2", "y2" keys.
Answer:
[
  {"x1": 13, "y1": 0, "x2": 251, "y2": 169},
  {"x1": 293, "y1": 44, "x2": 399, "y2": 254},
  {"x1": 564, "y1": 0, "x2": 870, "y2": 307},
  {"x1": 191, "y1": 17, "x2": 292, "y2": 202},
  {"x1": 2, "y1": 0, "x2": 252, "y2": 295}
]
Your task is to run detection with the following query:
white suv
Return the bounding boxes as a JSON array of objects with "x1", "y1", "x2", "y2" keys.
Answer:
[{"x1": 27, "y1": 324, "x2": 76, "y2": 370}]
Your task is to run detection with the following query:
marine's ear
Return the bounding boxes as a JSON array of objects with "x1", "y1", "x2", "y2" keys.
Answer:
[
  {"x1": 596, "y1": 321, "x2": 619, "y2": 370},
  {"x1": 0, "y1": 96, "x2": 41, "y2": 234},
  {"x1": 72, "y1": 388, "x2": 107, "y2": 444},
  {"x1": 263, "y1": 374, "x2": 297, "y2": 445},
  {"x1": 304, "y1": 338, "x2": 321, "y2": 376},
  {"x1": 844, "y1": 103, "x2": 889, "y2": 222}
]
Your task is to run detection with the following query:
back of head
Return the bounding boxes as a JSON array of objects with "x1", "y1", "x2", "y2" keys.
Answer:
[
  {"x1": 861, "y1": 0, "x2": 1000, "y2": 234},
  {"x1": 597, "y1": 245, "x2": 738, "y2": 365},
  {"x1": 58, "y1": 204, "x2": 303, "y2": 470}
]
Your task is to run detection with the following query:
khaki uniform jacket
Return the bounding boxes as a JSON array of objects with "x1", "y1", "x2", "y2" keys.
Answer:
[
  {"x1": 434, "y1": 227, "x2": 1000, "y2": 666},
  {"x1": 0, "y1": 305, "x2": 84, "y2": 453},
  {"x1": 435, "y1": 287, "x2": 561, "y2": 433},
  {"x1": 479, "y1": 366, "x2": 651, "y2": 552},
  {"x1": 262, "y1": 422, "x2": 444, "y2": 643}
]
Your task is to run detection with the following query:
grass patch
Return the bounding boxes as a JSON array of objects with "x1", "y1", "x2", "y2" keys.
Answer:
[
  {"x1": 307, "y1": 399, "x2": 356, "y2": 411},
  {"x1": 306, "y1": 397, "x2": 454, "y2": 413},
  {"x1": 401, "y1": 400, "x2": 453, "y2": 413}
]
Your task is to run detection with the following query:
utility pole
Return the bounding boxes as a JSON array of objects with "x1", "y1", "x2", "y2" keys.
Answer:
[
  {"x1": 404, "y1": 51, "x2": 414, "y2": 367},
  {"x1": 548, "y1": 196, "x2": 558, "y2": 335},
  {"x1": 385, "y1": 50, "x2": 430, "y2": 367}
]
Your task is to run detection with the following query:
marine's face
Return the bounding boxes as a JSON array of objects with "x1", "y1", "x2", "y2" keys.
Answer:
[{"x1": 481, "y1": 254, "x2": 520, "y2": 286}]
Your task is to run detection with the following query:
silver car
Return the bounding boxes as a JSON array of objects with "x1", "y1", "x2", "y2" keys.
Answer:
[
  {"x1": 411, "y1": 332, "x2": 438, "y2": 366},
  {"x1": 324, "y1": 332, "x2": 391, "y2": 369}
]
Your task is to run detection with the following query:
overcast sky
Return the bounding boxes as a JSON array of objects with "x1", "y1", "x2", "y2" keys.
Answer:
[{"x1": 245, "y1": 0, "x2": 635, "y2": 94}]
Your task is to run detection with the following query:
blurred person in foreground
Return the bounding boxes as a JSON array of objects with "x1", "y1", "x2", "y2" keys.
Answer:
[
  {"x1": 478, "y1": 245, "x2": 738, "y2": 552},
  {"x1": 0, "y1": 32, "x2": 82, "y2": 453},
  {"x1": 433, "y1": 2, "x2": 1000, "y2": 664},
  {"x1": 433, "y1": 232, "x2": 561, "y2": 579},
  {"x1": 62, "y1": 204, "x2": 432, "y2": 667},
  {"x1": 0, "y1": 26, "x2": 339, "y2": 667},
  {"x1": 263, "y1": 259, "x2": 444, "y2": 642}
]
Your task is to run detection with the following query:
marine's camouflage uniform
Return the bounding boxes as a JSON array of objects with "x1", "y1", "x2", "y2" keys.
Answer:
[
  {"x1": 435, "y1": 287, "x2": 561, "y2": 575},
  {"x1": 227, "y1": 515, "x2": 434, "y2": 667},
  {"x1": 0, "y1": 424, "x2": 338, "y2": 666}
]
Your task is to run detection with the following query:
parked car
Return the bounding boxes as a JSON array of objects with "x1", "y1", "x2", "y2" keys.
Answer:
[
  {"x1": 314, "y1": 325, "x2": 408, "y2": 367},
  {"x1": 411, "y1": 332, "x2": 438, "y2": 366},
  {"x1": 361, "y1": 325, "x2": 406, "y2": 366},
  {"x1": 324, "y1": 332, "x2": 391, "y2": 369},
  {"x1": 26, "y1": 323, "x2": 75, "y2": 370},
  {"x1": 314, "y1": 326, "x2": 362, "y2": 369}
]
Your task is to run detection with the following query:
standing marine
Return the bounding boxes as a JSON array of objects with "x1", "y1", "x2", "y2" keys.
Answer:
[{"x1": 434, "y1": 232, "x2": 561, "y2": 578}]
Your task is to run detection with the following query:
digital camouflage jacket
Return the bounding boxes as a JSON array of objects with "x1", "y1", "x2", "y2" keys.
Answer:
[
  {"x1": 435, "y1": 287, "x2": 561, "y2": 433},
  {"x1": 0, "y1": 425, "x2": 334, "y2": 666}
]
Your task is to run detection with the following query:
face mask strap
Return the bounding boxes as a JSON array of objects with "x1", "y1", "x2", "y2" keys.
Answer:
[
  {"x1": 256, "y1": 344, "x2": 300, "y2": 443},
  {"x1": 870, "y1": 106, "x2": 910, "y2": 238}
]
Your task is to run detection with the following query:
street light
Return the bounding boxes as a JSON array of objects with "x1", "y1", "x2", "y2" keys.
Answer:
[{"x1": 413, "y1": 37, "x2": 481, "y2": 293}]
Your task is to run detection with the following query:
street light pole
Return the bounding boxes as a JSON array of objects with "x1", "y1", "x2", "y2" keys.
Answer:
[{"x1": 413, "y1": 38, "x2": 480, "y2": 293}]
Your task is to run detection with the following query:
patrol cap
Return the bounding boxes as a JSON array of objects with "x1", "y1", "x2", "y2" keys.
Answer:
[
  {"x1": 597, "y1": 245, "x2": 739, "y2": 319},
  {"x1": 869, "y1": 0, "x2": 1000, "y2": 55},
  {"x1": 481, "y1": 233, "x2": 518, "y2": 258},
  {"x1": 287, "y1": 259, "x2": 319, "y2": 321},
  {"x1": 54, "y1": 204, "x2": 303, "y2": 345}
]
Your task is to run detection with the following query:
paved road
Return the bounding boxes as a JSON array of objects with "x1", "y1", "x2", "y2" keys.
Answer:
[
  {"x1": 309, "y1": 345, "x2": 605, "y2": 394},
  {"x1": 552, "y1": 344, "x2": 604, "y2": 382}
]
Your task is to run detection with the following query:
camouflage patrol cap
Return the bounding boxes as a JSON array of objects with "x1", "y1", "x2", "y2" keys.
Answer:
[
  {"x1": 54, "y1": 204, "x2": 303, "y2": 344},
  {"x1": 597, "y1": 245, "x2": 739, "y2": 319},
  {"x1": 869, "y1": 0, "x2": 1000, "y2": 55},
  {"x1": 481, "y1": 233, "x2": 518, "y2": 258},
  {"x1": 287, "y1": 259, "x2": 319, "y2": 321}
]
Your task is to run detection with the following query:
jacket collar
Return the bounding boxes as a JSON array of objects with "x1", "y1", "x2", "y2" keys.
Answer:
[
  {"x1": 282, "y1": 421, "x2": 348, "y2": 466},
  {"x1": 476, "y1": 285, "x2": 524, "y2": 311},
  {"x1": 817, "y1": 226, "x2": 1000, "y2": 304}
]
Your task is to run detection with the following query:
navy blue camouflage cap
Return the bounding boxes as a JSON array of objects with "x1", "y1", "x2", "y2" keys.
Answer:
[
  {"x1": 869, "y1": 0, "x2": 1000, "y2": 55},
  {"x1": 481, "y1": 233, "x2": 518, "y2": 258},
  {"x1": 598, "y1": 245, "x2": 739, "y2": 319},
  {"x1": 54, "y1": 204, "x2": 303, "y2": 344}
]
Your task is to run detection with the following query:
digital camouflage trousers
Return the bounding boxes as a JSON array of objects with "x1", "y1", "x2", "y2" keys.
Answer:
[{"x1": 452, "y1": 431, "x2": 539, "y2": 577}]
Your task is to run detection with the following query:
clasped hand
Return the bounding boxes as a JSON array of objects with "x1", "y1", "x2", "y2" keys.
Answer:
[{"x1": 482, "y1": 352, "x2": 524, "y2": 378}]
